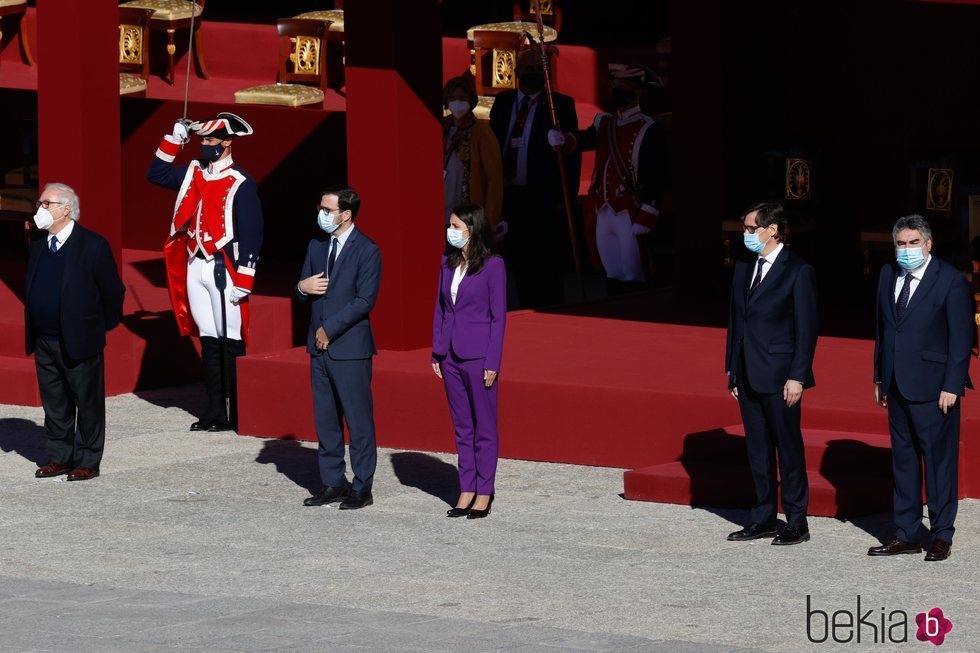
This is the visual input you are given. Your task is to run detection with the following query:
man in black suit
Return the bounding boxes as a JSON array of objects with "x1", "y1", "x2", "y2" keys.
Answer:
[
  {"x1": 489, "y1": 49, "x2": 580, "y2": 308},
  {"x1": 725, "y1": 201, "x2": 818, "y2": 545},
  {"x1": 869, "y1": 215, "x2": 972, "y2": 562},
  {"x1": 26, "y1": 183, "x2": 125, "y2": 482},
  {"x1": 297, "y1": 186, "x2": 382, "y2": 510}
]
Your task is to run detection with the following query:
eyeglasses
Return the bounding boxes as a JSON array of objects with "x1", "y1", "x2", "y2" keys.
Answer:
[
  {"x1": 742, "y1": 224, "x2": 772, "y2": 234},
  {"x1": 35, "y1": 200, "x2": 66, "y2": 210}
]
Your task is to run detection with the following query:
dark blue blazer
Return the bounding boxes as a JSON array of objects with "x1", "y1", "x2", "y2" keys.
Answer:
[
  {"x1": 725, "y1": 247, "x2": 818, "y2": 394},
  {"x1": 873, "y1": 257, "x2": 973, "y2": 401},
  {"x1": 297, "y1": 227, "x2": 381, "y2": 360},
  {"x1": 25, "y1": 224, "x2": 125, "y2": 360}
]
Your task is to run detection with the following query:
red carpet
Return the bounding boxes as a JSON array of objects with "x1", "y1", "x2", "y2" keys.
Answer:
[{"x1": 236, "y1": 298, "x2": 980, "y2": 513}]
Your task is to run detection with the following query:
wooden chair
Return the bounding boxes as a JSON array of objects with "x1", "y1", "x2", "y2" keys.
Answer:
[
  {"x1": 118, "y1": 0, "x2": 208, "y2": 85},
  {"x1": 292, "y1": 4, "x2": 346, "y2": 89},
  {"x1": 472, "y1": 30, "x2": 531, "y2": 99},
  {"x1": 234, "y1": 19, "x2": 331, "y2": 108},
  {"x1": 118, "y1": 8, "x2": 153, "y2": 96},
  {"x1": 0, "y1": 0, "x2": 34, "y2": 69},
  {"x1": 512, "y1": 0, "x2": 562, "y2": 34},
  {"x1": 472, "y1": 30, "x2": 557, "y2": 100},
  {"x1": 466, "y1": 21, "x2": 556, "y2": 80}
]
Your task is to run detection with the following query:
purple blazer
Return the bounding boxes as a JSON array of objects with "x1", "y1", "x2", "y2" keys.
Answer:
[{"x1": 432, "y1": 255, "x2": 506, "y2": 371}]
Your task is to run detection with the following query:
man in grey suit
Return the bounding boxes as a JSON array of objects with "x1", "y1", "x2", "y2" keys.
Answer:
[{"x1": 297, "y1": 186, "x2": 382, "y2": 510}]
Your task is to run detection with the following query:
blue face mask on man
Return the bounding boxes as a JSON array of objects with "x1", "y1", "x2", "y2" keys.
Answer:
[
  {"x1": 201, "y1": 144, "x2": 225, "y2": 163},
  {"x1": 743, "y1": 227, "x2": 772, "y2": 254},
  {"x1": 895, "y1": 246, "x2": 926, "y2": 271}
]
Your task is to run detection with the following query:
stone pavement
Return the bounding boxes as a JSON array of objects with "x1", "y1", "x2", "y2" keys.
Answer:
[{"x1": 0, "y1": 385, "x2": 978, "y2": 652}]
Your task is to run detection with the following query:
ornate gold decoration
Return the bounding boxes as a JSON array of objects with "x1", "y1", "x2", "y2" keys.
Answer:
[
  {"x1": 119, "y1": 0, "x2": 202, "y2": 21},
  {"x1": 785, "y1": 158, "x2": 812, "y2": 200},
  {"x1": 119, "y1": 73, "x2": 148, "y2": 95},
  {"x1": 466, "y1": 22, "x2": 557, "y2": 43},
  {"x1": 289, "y1": 36, "x2": 320, "y2": 75},
  {"x1": 294, "y1": 9, "x2": 345, "y2": 32},
  {"x1": 166, "y1": 28, "x2": 176, "y2": 56},
  {"x1": 530, "y1": 0, "x2": 554, "y2": 16},
  {"x1": 927, "y1": 168, "x2": 954, "y2": 211},
  {"x1": 492, "y1": 49, "x2": 516, "y2": 88},
  {"x1": 234, "y1": 83, "x2": 325, "y2": 107},
  {"x1": 119, "y1": 25, "x2": 144, "y2": 65},
  {"x1": 469, "y1": 49, "x2": 477, "y2": 76}
]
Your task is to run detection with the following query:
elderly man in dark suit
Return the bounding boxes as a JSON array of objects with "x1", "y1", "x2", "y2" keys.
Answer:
[
  {"x1": 489, "y1": 49, "x2": 579, "y2": 308},
  {"x1": 869, "y1": 215, "x2": 972, "y2": 562},
  {"x1": 26, "y1": 183, "x2": 125, "y2": 482},
  {"x1": 297, "y1": 186, "x2": 382, "y2": 510},
  {"x1": 725, "y1": 200, "x2": 818, "y2": 546}
]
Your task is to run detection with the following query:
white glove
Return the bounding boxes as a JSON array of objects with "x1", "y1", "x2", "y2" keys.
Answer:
[
  {"x1": 229, "y1": 286, "x2": 250, "y2": 304},
  {"x1": 547, "y1": 129, "x2": 565, "y2": 148},
  {"x1": 172, "y1": 121, "x2": 189, "y2": 143},
  {"x1": 631, "y1": 223, "x2": 652, "y2": 237}
]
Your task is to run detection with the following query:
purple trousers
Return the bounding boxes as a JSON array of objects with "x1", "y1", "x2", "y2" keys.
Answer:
[{"x1": 442, "y1": 351, "x2": 499, "y2": 495}]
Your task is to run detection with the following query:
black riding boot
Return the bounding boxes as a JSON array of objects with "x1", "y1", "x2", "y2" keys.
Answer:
[{"x1": 190, "y1": 336, "x2": 225, "y2": 431}]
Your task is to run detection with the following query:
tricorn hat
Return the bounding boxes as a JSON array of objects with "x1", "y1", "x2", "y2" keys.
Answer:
[
  {"x1": 190, "y1": 112, "x2": 254, "y2": 139},
  {"x1": 608, "y1": 63, "x2": 663, "y2": 87}
]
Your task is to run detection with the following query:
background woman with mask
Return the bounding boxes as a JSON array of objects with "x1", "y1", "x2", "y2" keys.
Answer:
[
  {"x1": 431, "y1": 204, "x2": 506, "y2": 519},
  {"x1": 442, "y1": 77, "x2": 503, "y2": 229}
]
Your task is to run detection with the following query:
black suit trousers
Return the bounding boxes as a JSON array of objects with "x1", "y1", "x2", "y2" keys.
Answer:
[
  {"x1": 311, "y1": 353, "x2": 377, "y2": 493},
  {"x1": 737, "y1": 377, "x2": 809, "y2": 529},
  {"x1": 887, "y1": 381, "x2": 959, "y2": 544},
  {"x1": 34, "y1": 337, "x2": 106, "y2": 469},
  {"x1": 502, "y1": 186, "x2": 565, "y2": 309}
]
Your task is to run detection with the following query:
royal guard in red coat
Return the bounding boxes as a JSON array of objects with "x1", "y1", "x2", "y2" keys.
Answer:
[
  {"x1": 551, "y1": 64, "x2": 668, "y2": 293},
  {"x1": 147, "y1": 112, "x2": 264, "y2": 432}
]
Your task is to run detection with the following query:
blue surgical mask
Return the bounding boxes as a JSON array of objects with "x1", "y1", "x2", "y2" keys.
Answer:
[
  {"x1": 201, "y1": 144, "x2": 225, "y2": 163},
  {"x1": 896, "y1": 246, "x2": 926, "y2": 271},
  {"x1": 446, "y1": 227, "x2": 469, "y2": 249},
  {"x1": 743, "y1": 231, "x2": 767, "y2": 254},
  {"x1": 318, "y1": 209, "x2": 340, "y2": 234}
]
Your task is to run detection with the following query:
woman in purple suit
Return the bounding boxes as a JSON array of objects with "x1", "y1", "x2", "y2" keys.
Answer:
[{"x1": 432, "y1": 204, "x2": 506, "y2": 519}]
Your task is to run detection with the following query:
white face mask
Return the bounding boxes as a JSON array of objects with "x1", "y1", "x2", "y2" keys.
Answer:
[
  {"x1": 318, "y1": 208, "x2": 341, "y2": 234},
  {"x1": 446, "y1": 227, "x2": 469, "y2": 249},
  {"x1": 33, "y1": 207, "x2": 55, "y2": 230},
  {"x1": 447, "y1": 100, "x2": 470, "y2": 119}
]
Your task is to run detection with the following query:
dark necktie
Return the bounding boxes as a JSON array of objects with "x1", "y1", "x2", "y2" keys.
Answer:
[
  {"x1": 327, "y1": 237, "x2": 338, "y2": 277},
  {"x1": 503, "y1": 95, "x2": 533, "y2": 181},
  {"x1": 749, "y1": 258, "x2": 766, "y2": 293},
  {"x1": 896, "y1": 273, "x2": 913, "y2": 320},
  {"x1": 49, "y1": 237, "x2": 58, "y2": 254}
]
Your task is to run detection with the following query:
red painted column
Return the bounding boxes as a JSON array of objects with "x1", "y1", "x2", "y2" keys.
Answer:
[
  {"x1": 37, "y1": 1, "x2": 121, "y2": 261},
  {"x1": 344, "y1": 0, "x2": 443, "y2": 351}
]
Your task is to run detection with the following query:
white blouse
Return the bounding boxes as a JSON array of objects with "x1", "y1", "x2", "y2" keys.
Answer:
[{"x1": 451, "y1": 263, "x2": 466, "y2": 304}]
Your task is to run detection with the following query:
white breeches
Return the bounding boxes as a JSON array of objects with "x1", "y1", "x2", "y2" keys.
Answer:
[
  {"x1": 187, "y1": 255, "x2": 242, "y2": 340},
  {"x1": 596, "y1": 205, "x2": 645, "y2": 282}
]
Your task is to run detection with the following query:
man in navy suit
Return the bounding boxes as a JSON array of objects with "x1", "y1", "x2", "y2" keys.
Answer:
[
  {"x1": 869, "y1": 215, "x2": 972, "y2": 562},
  {"x1": 489, "y1": 49, "x2": 580, "y2": 308},
  {"x1": 297, "y1": 186, "x2": 382, "y2": 510},
  {"x1": 26, "y1": 183, "x2": 125, "y2": 482},
  {"x1": 725, "y1": 201, "x2": 818, "y2": 546}
]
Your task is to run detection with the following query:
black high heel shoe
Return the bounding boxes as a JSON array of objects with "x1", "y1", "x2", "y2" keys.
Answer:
[
  {"x1": 446, "y1": 494, "x2": 477, "y2": 518},
  {"x1": 466, "y1": 494, "x2": 494, "y2": 519}
]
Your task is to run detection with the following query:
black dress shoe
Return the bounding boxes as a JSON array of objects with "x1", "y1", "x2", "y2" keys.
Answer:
[
  {"x1": 466, "y1": 494, "x2": 494, "y2": 519},
  {"x1": 303, "y1": 485, "x2": 349, "y2": 507},
  {"x1": 727, "y1": 523, "x2": 778, "y2": 541},
  {"x1": 189, "y1": 419, "x2": 213, "y2": 432},
  {"x1": 207, "y1": 420, "x2": 234, "y2": 433},
  {"x1": 924, "y1": 539, "x2": 951, "y2": 562},
  {"x1": 339, "y1": 490, "x2": 373, "y2": 510},
  {"x1": 447, "y1": 495, "x2": 477, "y2": 518},
  {"x1": 772, "y1": 525, "x2": 810, "y2": 545},
  {"x1": 867, "y1": 537, "x2": 922, "y2": 556}
]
